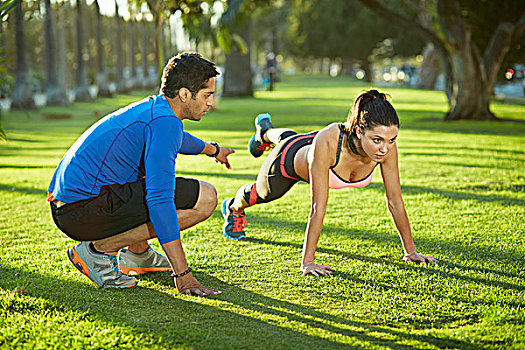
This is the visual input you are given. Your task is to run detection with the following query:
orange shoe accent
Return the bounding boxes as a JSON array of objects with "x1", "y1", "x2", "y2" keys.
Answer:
[
  {"x1": 68, "y1": 247, "x2": 97, "y2": 286},
  {"x1": 119, "y1": 266, "x2": 172, "y2": 275},
  {"x1": 256, "y1": 142, "x2": 275, "y2": 152}
]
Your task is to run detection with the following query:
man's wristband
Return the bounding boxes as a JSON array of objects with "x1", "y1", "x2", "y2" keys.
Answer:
[
  {"x1": 171, "y1": 266, "x2": 192, "y2": 278},
  {"x1": 207, "y1": 141, "x2": 220, "y2": 157}
]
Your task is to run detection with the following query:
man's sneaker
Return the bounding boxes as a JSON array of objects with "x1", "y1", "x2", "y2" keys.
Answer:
[
  {"x1": 118, "y1": 247, "x2": 172, "y2": 275},
  {"x1": 221, "y1": 198, "x2": 247, "y2": 239},
  {"x1": 249, "y1": 113, "x2": 274, "y2": 158},
  {"x1": 67, "y1": 242, "x2": 137, "y2": 289}
]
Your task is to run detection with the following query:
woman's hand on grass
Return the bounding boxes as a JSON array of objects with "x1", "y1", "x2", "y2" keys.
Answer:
[
  {"x1": 301, "y1": 263, "x2": 333, "y2": 276},
  {"x1": 403, "y1": 252, "x2": 437, "y2": 264},
  {"x1": 175, "y1": 273, "x2": 221, "y2": 296}
]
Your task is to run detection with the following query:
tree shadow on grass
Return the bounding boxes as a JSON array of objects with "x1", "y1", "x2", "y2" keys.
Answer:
[
  {"x1": 399, "y1": 152, "x2": 520, "y2": 165},
  {"x1": 366, "y1": 183, "x2": 524, "y2": 207},
  {"x1": 430, "y1": 162, "x2": 518, "y2": 170},
  {"x1": 398, "y1": 114, "x2": 525, "y2": 137},
  {"x1": 0, "y1": 184, "x2": 47, "y2": 196},
  {"x1": 237, "y1": 211, "x2": 525, "y2": 291},
  {"x1": 177, "y1": 170, "x2": 523, "y2": 207},
  {"x1": 0, "y1": 264, "x2": 350, "y2": 350},
  {"x1": 0, "y1": 164, "x2": 55, "y2": 169},
  {"x1": 0, "y1": 263, "x2": 477, "y2": 350},
  {"x1": 401, "y1": 145, "x2": 525, "y2": 156},
  {"x1": 143, "y1": 274, "x2": 480, "y2": 350}
]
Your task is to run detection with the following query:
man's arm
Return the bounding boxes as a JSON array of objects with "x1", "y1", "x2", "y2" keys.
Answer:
[
  {"x1": 179, "y1": 131, "x2": 235, "y2": 169},
  {"x1": 162, "y1": 239, "x2": 220, "y2": 296}
]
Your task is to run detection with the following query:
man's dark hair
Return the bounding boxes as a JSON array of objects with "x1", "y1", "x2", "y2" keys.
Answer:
[{"x1": 159, "y1": 53, "x2": 220, "y2": 98}]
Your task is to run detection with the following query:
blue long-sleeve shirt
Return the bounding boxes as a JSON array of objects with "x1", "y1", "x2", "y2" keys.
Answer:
[{"x1": 48, "y1": 94, "x2": 205, "y2": 244}]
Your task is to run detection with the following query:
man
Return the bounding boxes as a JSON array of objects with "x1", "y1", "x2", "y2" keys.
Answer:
[{"x1": 48, "y1": 53, "x2": 233, "y2": 296}]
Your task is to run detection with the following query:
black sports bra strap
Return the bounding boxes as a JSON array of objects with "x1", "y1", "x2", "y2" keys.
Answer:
[{"x1": 331, "y1": 124, "x2": 345, "y2": 169}]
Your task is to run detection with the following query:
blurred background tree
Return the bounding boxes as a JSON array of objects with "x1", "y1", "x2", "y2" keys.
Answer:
[
  {"x1": 358, "y1": 0, "x2": 525, "y2": 120},
  {"x1": 285, "y1": 0, "x2": 424, "y2": 82},
  {"x1": 0, "y1": 0, "x2": 21, "y2": 141},
  {"x1": 1, "y1": 0, "x2": 523, "y2": 122}
]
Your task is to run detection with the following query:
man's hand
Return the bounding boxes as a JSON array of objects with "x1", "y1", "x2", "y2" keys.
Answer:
[
  {"x1": 175, "y1": 272, "x2": 221, "y2": 296},
  {"x1": 215, "y1": 147, "x2": 235, "y2": 169},
  {"x1": 403, "y1": 252, "x2": 438, "y2": 263},
  {"x1": 301, "y1": 263, "x2": 333, "y2": 276}
]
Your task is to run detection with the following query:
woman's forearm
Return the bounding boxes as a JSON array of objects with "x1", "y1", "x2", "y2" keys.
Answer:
[
  {"x1": 302, "y1": 207, "x2": 325, "y2": 265},
  {"x1": 388, "y1": 202, "x2": 416, "y2": 254}
]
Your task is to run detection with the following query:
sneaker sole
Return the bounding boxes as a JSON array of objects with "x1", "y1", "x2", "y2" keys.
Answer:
[
  {"x1": 120, "y1": 266, "x2": 172, "y2": 275},
  {"x1": 68, "y1": 247, "x2": 100, "y2": 287},
  {"x1": 255, "y1": 113, "x2": 272, "y2": 129},
  {"x1": 248, "y1": 134, "x2": 263, "y2": 158},
  {"x1": 222, "y1": 224, "x2": 247, "y2": 239}
]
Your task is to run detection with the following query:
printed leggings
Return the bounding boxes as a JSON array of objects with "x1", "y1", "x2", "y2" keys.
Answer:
[{"x1": 242, "y1": 130, "x2": 318, "y2": 205}]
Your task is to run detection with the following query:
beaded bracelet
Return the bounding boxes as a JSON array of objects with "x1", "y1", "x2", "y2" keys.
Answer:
[{"x1": 171, "y1": 266, "x2": 192, "y2": 278}]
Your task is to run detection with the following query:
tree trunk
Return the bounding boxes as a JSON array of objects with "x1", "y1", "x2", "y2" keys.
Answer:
[
  {"x1": 56, "y1": 2, "x2": 69, "y2": 103},
  {"x1": 95, "y1": 0, "x2": 112, "y2": 97},
  {"x1": 161, "y1": 22, "x2": 168, "y2": 64},
  {"x1": 416, "y1": 43, "x2": 440, "y2": 90},
  {"x1": 75, "y1": 0, "x2": 92, "y2": 101},
  {"x1": 444, "y1": 49, "x2": 495, "y2": 120},
  {"x1": 114, "y1": 0, "x2": 128, "y2": 93},
  {"x1": 44, "y1": 0, "x2": 68, "y2": 106},
  {"x1": 153, "y1": 16, "x2": 164, "y2": 84},
  {"x1": 140, "y1": 18, "x2": 151, "y2": 88},
  {"x1": 0, "y1": 18, "x2": 5, "y2": 67},
  {"x1": 129, "y1": 18, "x2": 137, "y2": 89},
  {"x1": 438, "y1": 0, "x2": 496, "y2": 120},
  {"x1": 11, "y1": 2, "x2": 36, "y2": 110},
  {"x1": 340, "y1": 57, "x2": 353, "y2": 76},
  {"x1": 360, "y1": 56, "x2": 372, "y2": 83},
  {"x1": 358, "y1": 0, "x2": 525, "y2": 121},
  {"x1": 223, "y1": 21, "x2": 253, "y2": 97}
]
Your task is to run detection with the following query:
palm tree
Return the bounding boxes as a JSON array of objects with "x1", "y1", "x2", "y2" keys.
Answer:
[
  {"x1": 95, "y1": 0, "x2": 112, "y2": 97},
  {"x1": 11, "y1": 0, "x2": 36, "y2": 109},
  {"x1": 43, "y1": 0, "x2": 69, "y2": 106},
  {"x1": 74, "y1": 0, "x2": 92, "y2": 101},
  {"x1": 128, "y1": 15, "x2": 138, "y2": 89},
  {"x1": 114, "y1": 0, "x2": 128, "y2": 93},
  {"x1": 139, "y1": 14, "x2": 151, "y2": 88},
  {"x1": 1, "y1": 0, "x2": 22, "y2": 141},
  {"x1": 221, "y1": 0, "x2": 253, "y2": 97}
]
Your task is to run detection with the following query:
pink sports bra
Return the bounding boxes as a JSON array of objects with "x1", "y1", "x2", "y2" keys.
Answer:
[
  {"x1": 329, "y1": 168, "x2": 375, "y2": 189},
  {"x1": 327, "y1": 124, "x2": 377, "y2": 189}
]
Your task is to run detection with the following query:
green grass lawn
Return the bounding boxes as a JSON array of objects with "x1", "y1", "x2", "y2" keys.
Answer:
[{"x1": 1, "y1": 75, "x2": 524, "y2": 349}]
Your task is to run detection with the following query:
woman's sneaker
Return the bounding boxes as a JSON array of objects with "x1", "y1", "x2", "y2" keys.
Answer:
[
  {"x1": 221, "y1": 198, "x2": 246, "y2": 239},
  {"x1": 67, "y1": 242, "x2": 137, "y2": 288},
  {"x1": 118, "y1": 247, "x2": 172, "y2": 275},
  {"x1": 249, "y1": 113, "x2": 274, "y2": 158}
]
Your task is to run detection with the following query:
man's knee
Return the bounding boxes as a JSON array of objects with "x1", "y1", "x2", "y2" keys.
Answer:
[{"x1": 195, "y1": 181, "x2": 218, "y2": 217}]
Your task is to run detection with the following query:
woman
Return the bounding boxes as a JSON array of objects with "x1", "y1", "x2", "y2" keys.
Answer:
[{"x1": 221, "y1": 90, "x2": 437, "y2": 276}]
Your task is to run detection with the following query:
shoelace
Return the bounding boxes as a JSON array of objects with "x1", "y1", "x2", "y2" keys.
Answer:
[
  {"x1": 104, "y1": 254, "x2": 123, "y2": 277},
  {"x1": 232, "y1": 213, "x2": 246, "y2": 232},
  {"x1": 256, "y1": 142, "x2": 275, "y2": 152}
]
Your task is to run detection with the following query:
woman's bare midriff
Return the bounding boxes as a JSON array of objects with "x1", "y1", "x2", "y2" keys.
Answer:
[{"x1": 294, "y1": 145, "x2": 311, "y2": 181}]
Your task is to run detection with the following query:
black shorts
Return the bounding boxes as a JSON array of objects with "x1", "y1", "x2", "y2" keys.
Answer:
[{"x1": 50, "y1": 177, "x2": 200, "y2": 241}]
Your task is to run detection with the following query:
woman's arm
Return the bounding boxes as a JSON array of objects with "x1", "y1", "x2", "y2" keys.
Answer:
[
  {"x1": 380, "y1": 145, "x2": 437, "y2": 263},
  {"x1": 301, "y1": 130, "x2": 335, "y2": 276}
]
